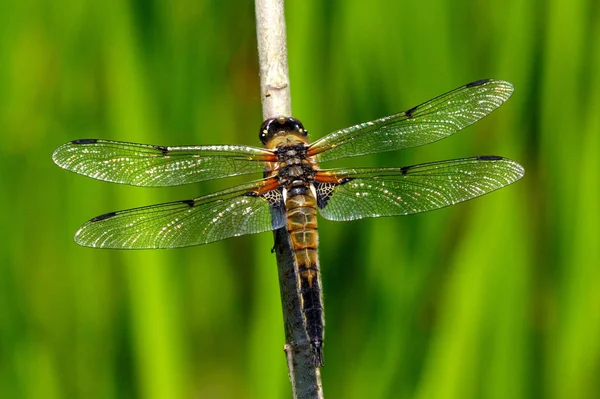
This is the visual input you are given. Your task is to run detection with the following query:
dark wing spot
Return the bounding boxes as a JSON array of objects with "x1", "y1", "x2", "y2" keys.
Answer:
[
  {"x1": 154, "y1": 145, "x2": 169, "y2": 155},
  {"x1": 400, "y1": 166, "x2": 411, "y2": 175},
  {"x1": 316, "y1": 182, "x2": 344, "y2": 209},
  {"x1": 466, "y1": 79, "x2": 490, "y2": 88},
  {"x1": 404, "y1": 105, "x2": 418, "y2": 118},
  {"x1": 261, "y1": 188, "x2": 284, "y2": 206},
  {"x1": 91, "y1": 212, "x2": 117, "y2": 222},
  {"x1": 181, "y1": 199, "x2": 195, "y2": 207},
  {"x1": 72, "y1": 139, "x2": 98, "y2": 145},
  {"x1": 477, "y1": 155, "x2": 503, "y2": 161},
  {"x1": 264, "y1": 189, "x2": 286, "y2": 229}
]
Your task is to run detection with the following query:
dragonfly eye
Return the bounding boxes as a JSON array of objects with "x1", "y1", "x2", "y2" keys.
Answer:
[
  {"x1": 259, "y1": 129, "x2": 269, "y2": 144},
  {"x1": 259, "y1": 117, "x2": 307, "y2": 144}
]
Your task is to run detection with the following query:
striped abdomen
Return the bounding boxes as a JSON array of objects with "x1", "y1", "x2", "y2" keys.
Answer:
[{"x1": 286, "y1": 185, "x2": 325, "y2": 366}]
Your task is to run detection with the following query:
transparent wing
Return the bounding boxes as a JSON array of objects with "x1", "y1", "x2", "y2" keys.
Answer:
[
  {"x1": 317, "y1": 156, "x2": 524, "y2": 221},
  {"x1": 308, "y1": 79, "x2": 514, "y2": 163},
  {"x1": 74, "y1": 179, "x2": 285, "y2": 249},
  {"x1": 53, "y1": 139, "x2": 275, "y2": 187}
]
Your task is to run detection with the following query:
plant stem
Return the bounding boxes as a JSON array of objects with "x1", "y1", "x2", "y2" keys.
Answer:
[
  {"x1": 255, "y1": 0, "x2": 292, "y2": 120},
  {"x1": 254, "y1": 1, "x2": 324, "y2": 398}
]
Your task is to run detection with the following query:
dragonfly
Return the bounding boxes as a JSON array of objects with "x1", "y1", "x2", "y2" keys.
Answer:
[{"x1": 53, "y1": 78, "x2": 524, "y2": 367}]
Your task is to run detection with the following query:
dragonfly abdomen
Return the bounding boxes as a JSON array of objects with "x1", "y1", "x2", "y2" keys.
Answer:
[{"x1": 285, "y1": 185, "x2": 325, "y2": 367}]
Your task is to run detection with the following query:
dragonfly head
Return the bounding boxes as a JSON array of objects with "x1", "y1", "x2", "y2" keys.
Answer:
[{"x1": 259, "y1": 117, "x2": 308, "y2": 146}]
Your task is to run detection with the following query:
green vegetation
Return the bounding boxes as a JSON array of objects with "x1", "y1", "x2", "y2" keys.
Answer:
[{"x1": 1, "y1": 1, "x2": 598, "y2": 398}]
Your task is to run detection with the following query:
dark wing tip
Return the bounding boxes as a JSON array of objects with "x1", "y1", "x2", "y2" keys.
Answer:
[
  {"x1": 466, "y1": 79, "x2": 491, "y2": 87},
  {"x1": 53, "y1": 139, "x2": 99, "y2": 165},
  {"x1": 477, "y1": 155, "x2": 504, "y2": 161},
  {"x1": 90, "y1": 211, "x2": 117, "y2": 222},
  {"x1": 71, "y1": 139, "x2": 99, "y2": 145},
  {"x1": 477, "y1": 155, "x2": 526, "y2": 179},
  {"x1": 465, "y1": 79, "x2": 514, "y2": 97}
]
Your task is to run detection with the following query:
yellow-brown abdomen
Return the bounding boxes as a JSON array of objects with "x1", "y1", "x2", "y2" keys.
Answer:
[
  {"x1": 285, "y1": 188, "x2": 325, "y2": 366},
  {"x1": 286, "y1": 192, "x2": 319, "y2": 280}
]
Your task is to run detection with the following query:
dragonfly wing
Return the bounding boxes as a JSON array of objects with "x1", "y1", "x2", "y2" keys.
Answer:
[
  {"x1": 317, "y1": 156, "x2": 524, "y2": 221},
  {"x1": 53, "y1": 139, "x2": 275, "y2": 186},
  {"x1": 308, "y1": 79, "x2": 514, "y2": 163},
  {"x1": 74, "y1": 179, "x2": 285, "y2": 249}
]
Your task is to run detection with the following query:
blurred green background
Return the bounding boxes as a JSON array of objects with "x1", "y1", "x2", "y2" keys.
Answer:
[{"x1": 1, "y1": 0, "x2": 599, "y2": 398}]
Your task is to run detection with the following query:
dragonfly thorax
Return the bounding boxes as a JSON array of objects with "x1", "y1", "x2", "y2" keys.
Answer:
[
  {"x1": 270, "y1": 143, "x2": 318, "y2": 187},
  {"x1": 276, "y1": 162, "x2": 317, "y2": 185}
]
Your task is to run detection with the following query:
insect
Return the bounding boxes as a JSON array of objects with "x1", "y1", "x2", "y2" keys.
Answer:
[{"x1": 53, "y1": 79, "x2": 524, "y2": 367}]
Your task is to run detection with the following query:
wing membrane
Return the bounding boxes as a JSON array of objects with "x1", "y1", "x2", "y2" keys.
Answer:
[
  {"x1": 53, "y1": 139, "x2": 274, "y2": 187},
  {"x1": 318, "y1": 156, "x2": 524, "y2": 221},
  {"x1": 74, "y1": 180, "x2": 285, "y2": 249},
  {"x1": 309, "y1": 79, "x2": 514, "y2": 163}
]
